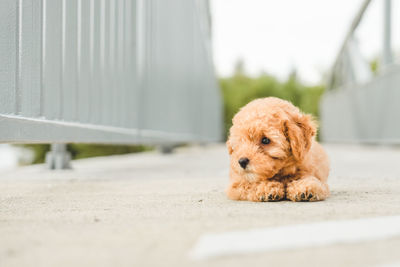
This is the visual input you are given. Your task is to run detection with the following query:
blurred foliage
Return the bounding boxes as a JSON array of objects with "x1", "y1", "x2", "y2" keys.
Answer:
[
  {"x1": 22, "y1": 144, "x2": 51, "y2": 164},
  {"x1": 68, "y1": 144, "x2": 151, "y2": 160},
  {"x1": 22, "y1": 144, "x2": 151, "y2": 164},
  {"x1": 220, "y1": 61, "x2": 325, "y2": 139},
  {"x1": 370, "y1": 58, "x2": 379, "y2": 75}
]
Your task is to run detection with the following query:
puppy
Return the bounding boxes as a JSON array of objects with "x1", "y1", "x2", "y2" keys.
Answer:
[{"x1": 226, "y1": 97, "x2": 329, "y2": 202}]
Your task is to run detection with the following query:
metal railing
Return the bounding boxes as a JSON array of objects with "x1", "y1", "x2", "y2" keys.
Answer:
[
  {"x1": 327, "y1": 0, "x2": 373, "y2": 90},
  {"x1": 0, "y1": 0, "x2": 223, "y2": 166},
  {"x1": 321, "y1": 0, "x2": 400, "y2": 144}
]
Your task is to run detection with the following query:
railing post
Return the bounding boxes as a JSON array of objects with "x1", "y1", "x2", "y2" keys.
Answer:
[
  {"x1": 159, "y1": 145, "x2": 177, "y2": 154},
  {"x1": 383, "y1": 0, "x2": 392, "y2": 66},
  {"x1": 45, "y1": 144, "x2": 71, "y2": 170}
]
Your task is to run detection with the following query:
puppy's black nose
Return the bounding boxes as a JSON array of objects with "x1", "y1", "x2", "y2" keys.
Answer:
[{"x1": 238, "y1": 157, "x2": 249, "y2": 169}]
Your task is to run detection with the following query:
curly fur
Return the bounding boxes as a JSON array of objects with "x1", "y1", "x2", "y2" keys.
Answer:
[{"x1": 226, "y1": 97, "x2": 330, "y2": 202}]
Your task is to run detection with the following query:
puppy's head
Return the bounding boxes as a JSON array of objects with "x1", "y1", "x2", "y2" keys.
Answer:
[{"x1": 227, "y1": 97, "x2": 316, "y2": 181}]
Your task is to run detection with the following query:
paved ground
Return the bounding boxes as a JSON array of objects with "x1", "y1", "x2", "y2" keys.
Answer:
[{"x1": 1, "y1": 144, "x2": 400, "y2": 267}]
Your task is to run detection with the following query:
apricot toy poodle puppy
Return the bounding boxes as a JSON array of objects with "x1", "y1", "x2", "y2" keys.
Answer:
[{"x1": 226, "y1": 97, "x2": 329, "y2": 202}]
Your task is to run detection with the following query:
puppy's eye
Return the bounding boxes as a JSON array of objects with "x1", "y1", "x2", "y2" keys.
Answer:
[{"x1": 261, "y1": 137, "x2": 271, "y2": 145}]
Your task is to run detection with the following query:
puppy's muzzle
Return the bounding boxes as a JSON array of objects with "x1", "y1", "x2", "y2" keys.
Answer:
[{"x1": 238, "y1": 157, "x2": 250, "y2": 169}]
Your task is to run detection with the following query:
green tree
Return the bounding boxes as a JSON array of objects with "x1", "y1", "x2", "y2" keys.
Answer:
[{"x1": 220, "y1": 62, "x2": 325, "y2": 138}]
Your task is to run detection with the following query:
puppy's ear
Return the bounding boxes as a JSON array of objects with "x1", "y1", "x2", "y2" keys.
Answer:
[
  {"x1": 284, "y1": 113, "x2": 317, "y2": 161},
  {"x1": 226, "y1": 139, "x2": 233, "y2": 155}
]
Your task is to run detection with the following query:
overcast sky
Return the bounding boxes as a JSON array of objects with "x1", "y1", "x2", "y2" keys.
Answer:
[{"x1": 210, "y1": 0, "x2": 400, "y2": 85}]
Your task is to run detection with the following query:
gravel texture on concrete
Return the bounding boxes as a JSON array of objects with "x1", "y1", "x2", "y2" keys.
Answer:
[{"x1": 1, "y1": 144, "x2": 400, "y2": 267}]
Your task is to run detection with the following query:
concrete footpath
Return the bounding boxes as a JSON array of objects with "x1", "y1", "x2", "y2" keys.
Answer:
[{"x1": 1, "y1": 144, "x2": 400, "y2": 267}]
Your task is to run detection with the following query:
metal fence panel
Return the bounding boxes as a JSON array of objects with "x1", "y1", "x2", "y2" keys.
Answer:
[
  {"x1": 0, "y1": 0, "x2": 222, "y2": 144},
  {"x1": 321, "y1": 65, "x2": 400, "y2": 144}
]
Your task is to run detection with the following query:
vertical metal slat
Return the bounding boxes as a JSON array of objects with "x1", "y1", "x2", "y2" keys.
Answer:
[
  {"x1": 116, "y1": 0, "x2": 125, "y2": 127},
  {"x1": 125, "y1": 0, "x2": 137, "y2": 128},
  {"x1": 0, "y1": 0, "x2": 18, "y2": 115},
  {"x1": 62, "y1": 0, "x2": 78, "y2": 121},
  {"x1": 77, "y1": 0, "x2": 90, "y2": 123},
  {"x1": 19, "y1": 0, "x2": 42, "y2": 117},
  {"x1": 42, "y1": 0, "x2": 62, "y2": 119},
  {"x1": 109, "y1": 0, "x2": 117, "y2": 126},
  {"x1": 101, "y1": 0, "x2": 112, "y2": 125},
  {"x1": 90, "y1": 0, "x2": 101, "y2": 124}
]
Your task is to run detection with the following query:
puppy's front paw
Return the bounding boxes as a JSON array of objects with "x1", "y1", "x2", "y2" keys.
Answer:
[
  {"x1": 255, "y1": 181, "x2": 285, "y2": 202},
  {"x1": 286, "y1": 176, "x2": 329, "y2": 202}
]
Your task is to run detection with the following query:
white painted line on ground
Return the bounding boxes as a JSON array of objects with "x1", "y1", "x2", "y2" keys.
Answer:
[{"x1": 189, "y1": 216, "x2": 400, "y2": 260}]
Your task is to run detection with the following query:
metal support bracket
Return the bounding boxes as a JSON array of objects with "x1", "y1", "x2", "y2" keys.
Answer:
[{"x1": 45, "y1": 144, "x2": 71, "y2": 170}]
